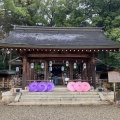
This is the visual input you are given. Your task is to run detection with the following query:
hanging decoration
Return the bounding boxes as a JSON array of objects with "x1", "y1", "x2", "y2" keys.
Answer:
[
  {"x1": 16, "y1": 67, "x2": 19, "y2": 72},
  {"x1": 73, "y1": 63, "x2": 77, "y2": 69},
  {"x1": 41, "y1": 63, "x2": 44, "y2": 69},
  {"x1": 31, "y1": 63, "x2": 34, "y2": 68},
  {"x1": 6, "y1": 50, "x2": 10, "y2": 54},
  {"x1": 61, "y1": 66, "x2": 64, "y2": 71},
  {"x1": 83, "y1": 63, "x2": 86, "y2": 69},
  {"x1": 49, "y1": 61, "x2": 52, "y2": 66},
  {"x1": 49, "y1": 66, "x2": 52, "y2": 71},
  {"x1": 66, "y1": 61, "x2": 69, "y2": 66}
]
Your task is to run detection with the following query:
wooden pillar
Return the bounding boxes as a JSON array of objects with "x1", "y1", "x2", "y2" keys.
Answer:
[
  {"x1": 91, "y1": 53, "x2": 96, "y2": 89},
  {"x1": 87, "y1": 60, "x2": 91, "y2": 83},
  {"x1": 22, "y1": 55, "x2": 27, "y2": 90},
  {"x1": 26, "y1": 61, "x2": 30, "y2": 80},
  {"x1": 44, "y1": 61, "x2": 48, "y2": 80},
  {"x1": 31, "y1": 63, "x2": 34, "y2": 80},
  {"x1": 9, "y1": 50, "x2": 12, "y2": 71},
  {"x1": 81, "y1": 63, "x2": 83, "y2": 80},
  {"x1": 70, "y1": 61, "x2": 73, "y2": 80}
]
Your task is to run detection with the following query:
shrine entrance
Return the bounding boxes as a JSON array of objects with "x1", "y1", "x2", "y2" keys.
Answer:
[{"x1": 29, "y1": 58, "x2": 92, "y2": 86}]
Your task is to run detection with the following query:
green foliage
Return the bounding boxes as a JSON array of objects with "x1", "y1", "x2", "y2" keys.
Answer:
[
  {"x1": 0, "y1": 0, "x2": 120, "y2": 70},
  {"x1": 81, "y1": 0, "x2": 120, "y2": 70},
  {"x1": 34, "y1": 64, "x2": 44, "y2": 71},
  {"x1": 106, "y1": 28, "x2": 120, "y2": 42},
  {"x1": 107, "y1": 52, "x2": 120, "y2": 70},
  {"x1": 0, "y1": 51, "x2": 9, "y2": 70},
  {"x1": 98, "y1": 51, "x2": 120, "y2": 70}
]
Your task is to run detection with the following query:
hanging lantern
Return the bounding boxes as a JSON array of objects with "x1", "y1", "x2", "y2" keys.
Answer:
[
  {"x1": 83, "y1": 63, "x2": 86, "y2": 69},
  {"x1": 6, "y1": 50, "x2": 10, "y2": 54},
  {"x1": 49, "y1": 61, "x2": 52, "y2": 66},
  {"x1": 31, "y1": 63, "x2": 34, "y2": 68},
  {"x1": 41, "y1": 63, "x2": 44, "y2": 69},
  {"x1": 73, "y1": 63, "x2": 77, "y2": 69},
  {"x1": 61, "y1": 66, "x2": 64, "y2": 71},
  {"x1": 49, "y1": 66, "x2": 52, "y2": 71},
  {"x1": 66, "y1": 61, "x2": 69, "y2": 66},
  {"x1": 16, "y1": 67, "x2": 19, "y2": 72}
]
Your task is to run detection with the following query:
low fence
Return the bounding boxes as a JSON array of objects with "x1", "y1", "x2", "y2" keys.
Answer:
[
  {"x1": 0, "y1": 78, "x2": 10, "y2": 89},
  {"x1": 0, "y1": 77, "x2": 110, "y2": 89}
]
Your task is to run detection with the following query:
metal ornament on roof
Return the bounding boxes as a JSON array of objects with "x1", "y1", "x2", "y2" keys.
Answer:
[
  {"x1": 31, "y1": 63, "x2": 34, "y2": 68},
  {"x1": 41, "y1": 63, "x2": 44, "y2": 69}
]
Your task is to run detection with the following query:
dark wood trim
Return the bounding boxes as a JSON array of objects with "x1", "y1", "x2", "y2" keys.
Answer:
[
  {"x1": 27, "y1": 53, "x2": 91, "y2": 58},
  {"x1": 29, "y1": 58, "x2": 89, "y2": 62}
]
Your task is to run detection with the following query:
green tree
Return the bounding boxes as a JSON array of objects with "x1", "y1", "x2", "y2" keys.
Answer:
[
  {"x1": 0, "y1": 0, "x2": 120, "y2": 70},
  {"x1": 81, "y1": 0, "x2": 120, "y2": 70}
]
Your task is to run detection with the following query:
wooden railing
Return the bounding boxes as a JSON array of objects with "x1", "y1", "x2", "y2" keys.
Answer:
[
  {"x1": 0, "y1": 77, "x2": 108, "y2": 89},
  {"x1": 25, "y1": 80, "x2": 53, "y2": 86},
  {"x1": 0, "y1": 78, "x2": 10, "y2": 89}
]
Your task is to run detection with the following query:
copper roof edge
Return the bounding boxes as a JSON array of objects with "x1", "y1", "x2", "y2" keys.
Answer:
[{"x1": 12, "y1": 25, "x2": 104, "y2": 30}]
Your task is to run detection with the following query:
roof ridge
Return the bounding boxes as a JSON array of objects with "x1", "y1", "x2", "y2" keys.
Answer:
[{"x1": 12, "y1": 25, "x2": 103, "y2": 31}]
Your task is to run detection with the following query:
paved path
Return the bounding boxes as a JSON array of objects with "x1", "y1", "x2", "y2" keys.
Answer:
[{"x1": 0, "y1": 104, "x2": 120, "y2": 120}]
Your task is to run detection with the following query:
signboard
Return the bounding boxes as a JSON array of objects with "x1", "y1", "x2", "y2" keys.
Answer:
[{"x1": 108, "y1": 71, "x2": 120, "y2": 83}]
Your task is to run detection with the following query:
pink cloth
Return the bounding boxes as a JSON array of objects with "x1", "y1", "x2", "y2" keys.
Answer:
[
  {"x1": 67, "y1": 82, "x2": 76, "y2": 92},
  {"x1": 74, "y1": 82, "x2": 84, "y2": 92},
  {"x1": 82, "y1": 82, "x2": 91, "y2": 92}
]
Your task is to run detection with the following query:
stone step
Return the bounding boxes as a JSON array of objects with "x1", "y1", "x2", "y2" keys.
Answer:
[
  {"x1": 9, "y1": 101, "x2": 110, "y2": 106},
  {"x1": 19, "y1": 97, "x2": 101, "y2": 102},
  {"x1": 53, "y1": 87, "x2": 69, "y2": 92},
  {"x1": 20, "y1": 94, "x2": 100, "y2": 98},
  {"x1": 22, "y1": 91, "x2": 99, "y2": 95},
  {"x1": 16, "y1": 84, "x2": 104, "y2": 104},
  {"x1": 20, "y1": 91, "x2": 101, "y2": 103}
]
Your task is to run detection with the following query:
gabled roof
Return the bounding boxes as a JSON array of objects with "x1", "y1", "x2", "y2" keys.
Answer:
[{"x1": 0, "y1": 26, "x2": 120, "y2": 49}]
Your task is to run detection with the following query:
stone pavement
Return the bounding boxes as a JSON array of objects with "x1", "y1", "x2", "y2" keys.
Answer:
[{"x1": 0, "y1": 104, "x2": 120, "y2": 120}]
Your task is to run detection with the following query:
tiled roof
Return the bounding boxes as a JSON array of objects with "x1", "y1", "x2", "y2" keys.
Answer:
[{"x1": 0, "y1": 26, "x2": 120, "y2": 49}]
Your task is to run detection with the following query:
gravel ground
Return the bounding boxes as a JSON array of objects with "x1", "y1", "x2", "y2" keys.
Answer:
[{"x1": 0, "y1": 104, "x2": 120, "y2": 120}]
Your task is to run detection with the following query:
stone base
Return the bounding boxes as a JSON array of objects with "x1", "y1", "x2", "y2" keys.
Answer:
[{"x1": 2, "y1": 91, "x2": 16, "y2": 104}]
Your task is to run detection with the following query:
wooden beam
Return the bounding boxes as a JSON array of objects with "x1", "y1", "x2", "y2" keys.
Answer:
[
  {"x1": 28, "y1": 53, "x2": 91, "y2": 58},
  {"x1": 29, "y1": 58, "x2": 89, "y2": 62}
]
